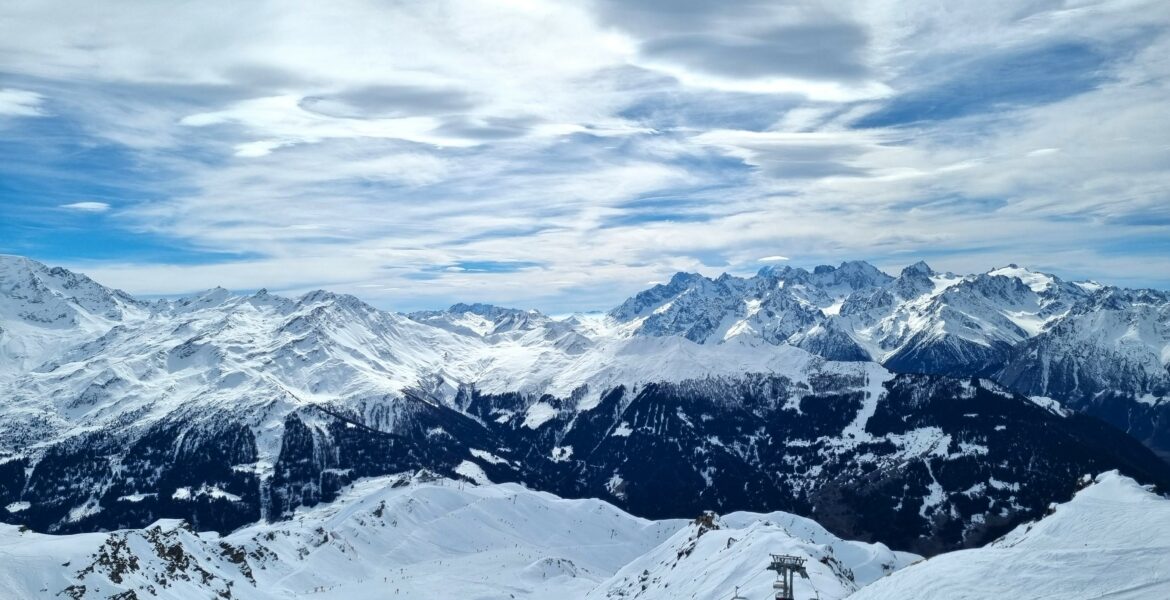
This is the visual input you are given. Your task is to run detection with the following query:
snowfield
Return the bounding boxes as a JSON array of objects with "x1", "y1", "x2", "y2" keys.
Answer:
[
  {"x1": 0, "y1": 472, "x2": 915, "y2": 599},
  {"x1": 850, "y1": 471, "x2": 1170, "y2": 600},
  {"x1": 586, "y1": 509, "x2": 916, "y2": 600},
  {"x1": 3, "y1": 471, "x2": 1165, "y2": 600}
]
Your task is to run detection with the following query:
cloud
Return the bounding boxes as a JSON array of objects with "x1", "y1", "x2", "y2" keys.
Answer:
[
  {"x1": 593, "y1": 0, "x2": 887, "y2": 100},
  {"x1": 433, "y1": 116, "x2": 538, "y2": 141},
  {"x1": 59, "y1": 201, "x2": 111, "y2": 213},
  {"x1": 299, "y1": 85, "x2": 480, "y2": 119},
  {"x1": 689, "y1": 128, "x2": 895, "y2": 178},
  {"x1": 180, "y1": 94, "x2": 483, "y2": 151},
  {"x1": 2, "y1": 0, "x2": 1170, "y2": 311},
  {"x1": 233, "y1": 140, "x2": 292, "y2": 158},
  {"x1": 758, "y1": 255, "x2": 789, "y2": 262},
  {"x1": 641, "y1": 23, "x2": 870, "y2": 82},
  {"x1": 0, "y1": 88, "x2": 46, "y2": 117}
]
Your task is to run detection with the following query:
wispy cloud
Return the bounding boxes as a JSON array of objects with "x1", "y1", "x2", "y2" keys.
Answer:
[
  {"x1": 1, "y1": 0, "x2": 1168, "y2": 311},
  {"x1": 59, "y1": 201, "x2": 111, "y2": 213},
  {"x1": 0, "y1": 88, "x2": 46, "y2": 117}
]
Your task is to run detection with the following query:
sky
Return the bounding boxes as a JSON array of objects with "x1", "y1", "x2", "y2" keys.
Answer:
[{"x1": 1, "y1": 0, "x2": 1169, "y2": 312}]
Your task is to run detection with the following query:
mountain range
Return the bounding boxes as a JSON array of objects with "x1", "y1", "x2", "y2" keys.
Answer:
[
  {"x1": 1, "y1": 254, "x2": 1168, "y2": 558},
  {"x1": 611, "y1": 260, "x2": 1170, "y2": 458}
]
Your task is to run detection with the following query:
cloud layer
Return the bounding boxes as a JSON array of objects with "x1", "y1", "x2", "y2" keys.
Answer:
[{"x1": 1, "y1": 0, "x2": 1168, "y2": 311}]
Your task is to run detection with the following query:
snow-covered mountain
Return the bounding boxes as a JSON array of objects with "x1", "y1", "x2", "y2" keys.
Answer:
[
  {"x1": 0, "y1": 255, "x2": 147, "y2": 377},
  {"x1": 850, "y1": 470, "x2": 1170, "y2": 600},
  {"x1": 585, "y1": 507, "x2": 912, "y2": 600},
  {"x1": 0, "y1": 471, "x2": 917, "y2": 600},
  {"x1": 609, "y1": 261, "x2": 891, "y2": 361},
  {"x1": 1, "y1": 254, "x2": 1169, "y2": 556},
  {"x1": 604, "y1": 260, "x2": 1170, "y2": 457}
]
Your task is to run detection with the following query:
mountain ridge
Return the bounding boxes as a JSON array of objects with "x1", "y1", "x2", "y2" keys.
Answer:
[{"x1": 1, "y1": 254, "x2": 1169, "y2": 556}]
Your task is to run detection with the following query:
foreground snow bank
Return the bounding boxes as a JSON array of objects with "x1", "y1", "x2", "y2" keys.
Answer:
[
  {"x1": 6, "y1": 470, "x2": 1161, "y2": 599},
  {"x1": 850, "y1": 471, "x2": 1170, "y2": 600},
  {"x1": 0, "y1": 472, "x2": 915, "y2": 599},
  {"x1": 587, "y1": 511, "x2": 916, "y2": 600}
]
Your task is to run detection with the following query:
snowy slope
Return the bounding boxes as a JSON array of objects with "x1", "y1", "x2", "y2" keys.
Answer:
[
  {"x1": 587, "y1": 511, "x2": 915, "y2": 600},
  {"x1": 5, "y1": 469, "x2": 1163, "y2": 600},
  {"x1": 0, "y1": 255, "x2": 147, "y2": 377},
  {"x1": 849, "y1": 471, "x2": 1170, "y2": 600},
  {"x1": 0, "y1": 286, "x2": 486, "y2": 471},
  {"x1": 0, "y1": 472, "x2": 917, "y2": 600},
  {"x1": 995, "y1": 286, "x2": 1170, "y2": 398}
]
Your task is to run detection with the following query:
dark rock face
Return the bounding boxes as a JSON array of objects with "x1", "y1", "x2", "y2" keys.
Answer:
[
  {"x1": 4, "y1": 422, "x2": 263, "y2": 534},
  {"x1": 916, "y1": 288, "x2": 1170, "y2": 458},
  {"x1": 266, "y1": 398, "x2": 517, "y2": 518},
  {"x1": 470, "y1": 374, "x2": 1170, "y2": 555},
  {"x1": 792, "y1": 320, "x2": 873, "y2": 362},
  {"x1": 1071, "y1": 392, "x2": 1170, "y2": 463},
  {"x1": 3, "y1": 372, "x2": 1169, "y2": 556},
  {"x1": 882, "y1": 332, "x2": 1015, "y2": 377},
  {"x1": 2, "y1": 362, "x2": 1170, "y2": 554},
  {"x1": 0, "y1": 391, "x2": 545, "y2": 534}
]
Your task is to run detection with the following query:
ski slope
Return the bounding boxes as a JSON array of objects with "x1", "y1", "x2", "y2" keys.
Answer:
[
  {"x1": 6, "y1": 471, "x2": 1162, "y2": 599},
  {"x1": 0, "y1": 472, "x2": 915, "y2": 599},
  {"x1": 850, "y1": 471, "x2": 1170, "y2": 600}
]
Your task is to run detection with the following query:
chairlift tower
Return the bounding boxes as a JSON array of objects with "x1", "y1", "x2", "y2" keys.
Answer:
[{"x1": 768, "y1": 554, "x2": 809, "y2": 600}]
